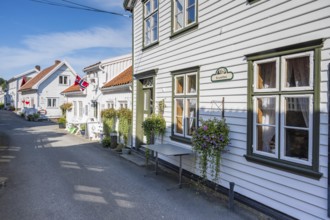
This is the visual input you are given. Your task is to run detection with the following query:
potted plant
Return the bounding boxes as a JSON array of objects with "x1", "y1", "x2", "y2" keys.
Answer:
[
  {"x1": 60, "y1": 102, "x2": 72, "y2": 116},
  {"x1": 142, "y1": 114, "x2": 166, "y2": 144},
  {"x1": 58, "y1": 117, "x2": 66, "y2": 129},
  {"x1": 192, "y1": 118, "x2": 230, "y2": 182},
  {"x1": 32, "y1": 113, "x2": 40, "y2": 122},
  {"x1": 80, "y1": 123, "x2": 86, "y2": 136}
]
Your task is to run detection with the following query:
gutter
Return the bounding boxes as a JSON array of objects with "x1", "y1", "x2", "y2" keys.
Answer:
[
  {"x1": 100, "y1": 83, "x2": 132, "y2": 93},
  {"x1": 328, "y1": 63, "x2": 330, "y2": 217}
]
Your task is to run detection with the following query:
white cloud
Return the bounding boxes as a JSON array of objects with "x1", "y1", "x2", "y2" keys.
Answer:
[{"x1": 0, "y1": 26, "x2": 131, "y2": 78}]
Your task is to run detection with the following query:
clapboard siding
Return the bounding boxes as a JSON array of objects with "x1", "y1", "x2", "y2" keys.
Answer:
[{"x1": 131, "y1": 0, "x2": 330, "y2": 219}]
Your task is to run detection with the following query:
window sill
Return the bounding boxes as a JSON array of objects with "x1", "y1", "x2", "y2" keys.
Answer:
[
  {"x1": 244, "y1": 154, "x2": 323, "y2": 179},
  {"x1": 170, "y1": 23, "x2": 199, "y2": 39},
  {"x1": 142, "y1": 41, "x2": 159, "y2": 51},
  {"x1": 170, "y1": 135, "x2": 192, "y2": 145}
]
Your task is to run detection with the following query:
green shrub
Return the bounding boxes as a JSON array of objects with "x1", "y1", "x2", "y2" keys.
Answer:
[
  {"x1": 0, "y1": 103, "x2": 4, "y2": 109},
  {"x1": 102, "y1": 108, "x2": 117, "y2": 137},
  {"x1": 60, "y1": 102, "x2": 72, "y2": 116},
  {"x1": 58, "y1": 117, "x2": 66, "y2": 124},
  {"x1": 102, "y1": 136, "x2": 111, "y2": 148},
  {"x1": 80, "y1": 123, "x2": 86, "y2": 131},
  {"x1": 118, "y1": 108, "x2": 132, "y2": 145}
]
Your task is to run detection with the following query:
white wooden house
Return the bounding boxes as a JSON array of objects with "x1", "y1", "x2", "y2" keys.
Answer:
[
  {"x1": 61, "y1": 55, "x2": 132, "y2": 140},
  {"x1": 7, "y1": 66, "x2": 40, "y2": 110},
  {"x1": 19, "y1": 60, "x2": 77, "y2": 118},
  {"x1": 124, "y1": 0, "x2": 330, "y2": 219}
]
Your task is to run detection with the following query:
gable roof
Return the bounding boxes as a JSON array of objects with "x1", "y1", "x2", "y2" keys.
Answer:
[
  {"x1": 102, "y1": 66, "x2": 132, "y2": 89},
  {"x1": 19, "y1": 60, "x2": 61, "y2": 91}
]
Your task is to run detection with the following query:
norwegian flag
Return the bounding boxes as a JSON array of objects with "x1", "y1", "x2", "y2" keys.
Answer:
[{"x1": 74, "y1": 75, "x2": 89, "y2": 91}]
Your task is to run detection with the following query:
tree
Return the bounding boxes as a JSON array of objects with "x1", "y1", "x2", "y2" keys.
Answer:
[{"x1": 0, "y1": 78, "x2": 6, "y2": 91}]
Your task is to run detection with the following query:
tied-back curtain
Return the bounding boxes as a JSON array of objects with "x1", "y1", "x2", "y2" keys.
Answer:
[{"x1": 287, "y1": 57, "x2": 310, "y2": 127}]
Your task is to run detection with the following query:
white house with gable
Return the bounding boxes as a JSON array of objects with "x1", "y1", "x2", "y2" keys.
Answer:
[
  {"x1": 124, "y1": 0, "x2": 330, "y2": 219},
  {"x1": 19, "y1": 60, "x2": 77, "y2": 118},
  {"x1": 7, "y1": 66, "x2": 40, "y2": 110}
]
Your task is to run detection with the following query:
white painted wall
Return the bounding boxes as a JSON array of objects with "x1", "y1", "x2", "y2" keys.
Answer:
[{"x1": 131, "y1": 0, "x2": 330, "y2": 219}]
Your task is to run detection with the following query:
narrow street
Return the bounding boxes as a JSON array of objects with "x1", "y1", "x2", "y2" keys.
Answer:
[{"x1": 0, "y1": 110, "x2": 254, "y2": 220}]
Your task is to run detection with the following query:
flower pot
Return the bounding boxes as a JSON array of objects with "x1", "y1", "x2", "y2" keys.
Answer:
[
  {"x1": 80, "y1": 130, "x2": 85, "y2": 136},
  {"x1": 59, "y1": 123, "x2": 66, "y2": 129}
]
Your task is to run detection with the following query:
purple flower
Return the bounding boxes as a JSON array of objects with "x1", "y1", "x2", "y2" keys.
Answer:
[{"x1": 203, "y1": 125, "x2": 208, "y2": 131}]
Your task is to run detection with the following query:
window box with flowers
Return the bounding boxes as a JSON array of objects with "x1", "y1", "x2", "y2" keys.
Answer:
[{"x1": 192, "y1": 118, "x2": 230, "y2": 181}]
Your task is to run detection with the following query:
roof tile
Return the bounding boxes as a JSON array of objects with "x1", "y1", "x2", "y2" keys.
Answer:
[{"x1": 102, "y1": 66, "x2": 132, "y2": 88}]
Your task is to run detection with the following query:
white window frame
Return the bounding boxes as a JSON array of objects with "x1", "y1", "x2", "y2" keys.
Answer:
[
  {"x1": 173, "y1": 0, "x2": 197, "y2": 32},
  {"x1": 253, "y1": 57, "x2": 280, "y2": 93},
  {"x1": 280, "y1": 94, "x2": 313, "y2": 165},
  {"x1": 144, "y1": 0, "x2": 158, "y2": 47},
  {"x1": 59, "y1": 75, "x2": 68, "y2": 85},
  {"x1": 252, "y1": 95, "x2": 279, "y2": 158},
  {"x1": 119, "y1": 101, "x2": 128, "y2": 109},
  {"x1": 107, "y1": 101, "x2": 115, "y2": 109},
  {"x1": 78, "y1": 101, "x2": 83, "y2": 118},
  {"x1": 173, "y1": 72, "x2": 197, "y2": 138},
  {"x1": 252, "y1": 53, "x2": 314, "y2": 166},
  {"x1": 47, "y1": 98, "x2": 58, "y2": 108},
  {"x1": 73, "y1": 101, "x2": 77, "y2": 117},
  {"x1": 281, "y1": 51, "x2": 314, "y2": 91}
]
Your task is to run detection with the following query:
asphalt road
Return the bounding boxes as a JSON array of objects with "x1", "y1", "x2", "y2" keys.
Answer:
[{"x1": 0, "y1": 110, "x2": 253, "y2": 220}]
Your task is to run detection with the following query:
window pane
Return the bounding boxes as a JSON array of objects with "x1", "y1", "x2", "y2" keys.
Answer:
[
  {"x1": 257, "y1": 125, "x2": 276, "y2": 154},
  {"x1": 64, "y1": 76, "x2": 67, "y2": 85},
  {"x1": 186, "y1": 74, "x2": 196, "y2": 94},
  {"x1": 152, "y1": 13, "x2": 158, "y2": 42},
  {"x1": 145, "y1": 1, "x2": 151, "y2": 15},
  {"x1": 153, "y1": 0, "x2": 158, "y2": 9},
  {"x1": 285, "y1": 128, "x2": 308, "y2": 160},
  {"x1": 285, "y1": 56, "x2": 310, "y2": 88},
  {"x1": 176, "y1": 76, "x2": 184, "y2": 94},
  {"x1": 175, "y1": 99, "x2": 183, "y2": 134},
  {"x1": 145, "y1": 18, "x2": 151, "y2": 45},
  {"x1": 257, "y1": 97, "x2": 276, "y2": 125},
  {"x1": 257, "y1": 61, "x2": 276, "y2": 89},
  {"x1": 175, "y1": 0, "x2": 184, "y2": 30},
  {"x1": 48, "y1": 99, "x2": 51, "y2": 107},
  {"x1": 53, "y1": 99, "x2": 56, "y2": 107},
  {"x1": 186, "y1": 99, "x2": 196, "y2": 136},
  {"x1": 285, "y1": 97, "x2": 309, "y2": 127},
  {"x1": 186, "y1": 4, "x2": 195, "y2": 25},
  {"x1": 59, "y1": 76, "x2": 63, "y2": 84}
]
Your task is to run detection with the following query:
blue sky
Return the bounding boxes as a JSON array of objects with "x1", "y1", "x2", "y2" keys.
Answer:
[{"x1": 0, "y1": 0, "x2": 132, "y2": 80}]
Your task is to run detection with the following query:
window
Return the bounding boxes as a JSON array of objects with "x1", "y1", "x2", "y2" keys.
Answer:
[
  {"x1": 173, "y1": 0, "x2": 197, "y2": 32},
  {"x1": 107, "y1": 101, "x2": 114, "y2": 109},
  {"x1": 85, "y1": 105, "x2": 88, "y2": 116},
  {"x1": 144, "y1": 0, "x2": 158, "y2": 47},
  {"x1": 78, "y1": 101, "x2": 83, "y2": 118},
  {"x1": 59, "y1": 75, "x2": 68, "y2": 85},
  {"x1": 246, "y1": 40, "x2": 322, "y2": 178},
  {"x1": 119, "y1": 101, "x2": 128, "y2": 109},
  {"x1": 172, "y1": 68, "x2": 198, "y2": 141},
  {"x1": 47, "y1": 98, "x2": 57, "y2": 108},
  {"x1": 73, "y1": 101, "x2": 77, "y2": 116}
]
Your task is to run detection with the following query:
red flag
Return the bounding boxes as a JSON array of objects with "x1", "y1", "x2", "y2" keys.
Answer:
[{"x1": 74, "y1": 75, "x2": 89, "y2": 91}]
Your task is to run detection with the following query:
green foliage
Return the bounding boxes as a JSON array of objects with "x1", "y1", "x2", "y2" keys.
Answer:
[
  {"x1": 32, "y1": 113, "x2": 40, "y2": 120},
  {"x1": 101, "y1": 108, "x2": 117, "y2": 119},
  {"x1": 102, "y1": 108, "x2": 117, "y2": 136},
  {"x1": 102, "y1": 136, "x2": 111, "y2": 148},
  {"x1": 142, "y1": 114, "x2": 166, "y2": 144},
  {"x1": 60, "y1": 102, "x2": 72, "y2": 116},
  {"x1": 0, "y1": 78, "x2": 6, "y2": 91},
  {"x1": 192, "y1": 118, "x2": 230, "y2": 181},
  {"x1": 58, "y1": 117, "x2": 66, "y2": 124},
  {"x1": 80, "y1": 123, "x2": 86, "y2": 131},
  {"x1": 158, "y1": 99, "x2": 166, "y2": 115},
  {"x1": 0, "y1": 103, "x2": 4, "y2": 110},
  {"x1": 117, "y1": 108, "x2": 132, "y2": 145}
]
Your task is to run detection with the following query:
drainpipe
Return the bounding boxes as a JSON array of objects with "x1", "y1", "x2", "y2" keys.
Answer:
[{"x1": 328, "y1": 63, "x2": 330, "y2": 218}]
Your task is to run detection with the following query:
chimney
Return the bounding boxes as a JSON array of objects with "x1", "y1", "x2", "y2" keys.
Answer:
[
  {"x1": 55, "y1": 60, "x2": 61, "y2": 65},
  {"x1": 35, "y1": 65, "x2": 41, "y2": 71}
]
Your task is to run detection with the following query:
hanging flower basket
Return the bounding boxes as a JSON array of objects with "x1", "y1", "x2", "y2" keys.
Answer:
[{"x1": 192, "y1": 118, "x2": 230, "y2": 182}]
